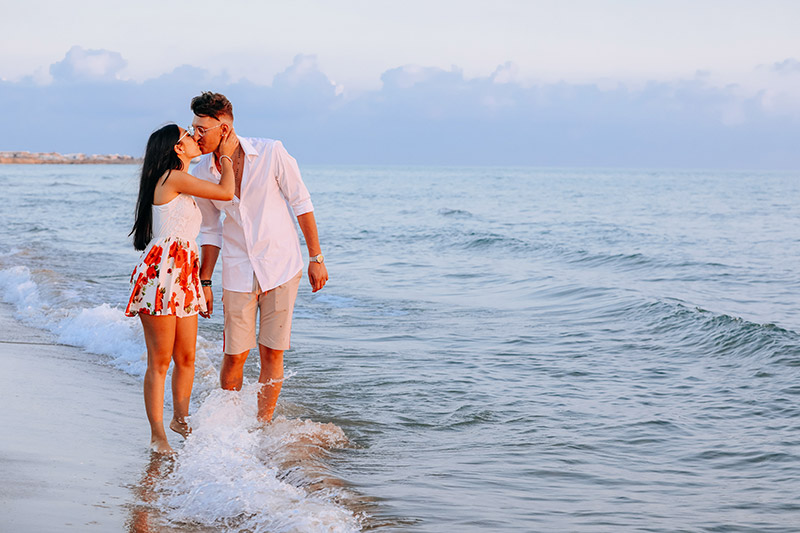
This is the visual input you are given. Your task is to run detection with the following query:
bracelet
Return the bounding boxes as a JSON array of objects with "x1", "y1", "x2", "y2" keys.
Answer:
[
  {"x1": 200, "y1": 279, "x2": 212, "y2": 287},
  {"x1": 219, "y1": 155, "x2": 233, "y2": 164}
]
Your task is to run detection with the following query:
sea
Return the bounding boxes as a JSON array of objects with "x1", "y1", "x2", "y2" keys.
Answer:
[{"x1": 0, "y1": 164, "x2": 798, "y2": 532}]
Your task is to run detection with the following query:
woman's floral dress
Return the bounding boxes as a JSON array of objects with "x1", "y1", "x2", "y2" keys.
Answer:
[{"x1": 125, "y1": 194, "x2": 207, "y2": 317}]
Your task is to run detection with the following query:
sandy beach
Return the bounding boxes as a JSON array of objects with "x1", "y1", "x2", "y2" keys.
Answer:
[{"x1": 0, "y1": 303, "x2": 153, "y2": 531}]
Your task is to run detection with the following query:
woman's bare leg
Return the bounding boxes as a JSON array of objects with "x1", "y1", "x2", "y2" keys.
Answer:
[
  {"x1": 140, "y1": 314, "x2": 177, "y2": 454},
  {"x1": 169, "y1": 315, "x2": 197, "y2": 438}
]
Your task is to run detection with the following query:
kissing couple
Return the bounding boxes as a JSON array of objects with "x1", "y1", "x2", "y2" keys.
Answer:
[{"x1": 125, "y1": 92, "x2": 329, "y2": 454}]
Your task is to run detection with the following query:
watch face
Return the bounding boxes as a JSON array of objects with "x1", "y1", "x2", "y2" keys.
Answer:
[{"x1": 314, "y1": 254, "x2": 324, "y2": 263}]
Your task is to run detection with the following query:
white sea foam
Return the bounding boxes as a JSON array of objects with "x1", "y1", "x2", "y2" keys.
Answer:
[
  {"x1": 0, "y1": 265, "x2": 47, "y2": 320},
  {"x1": 57, "y1": 303, "x2": 149, "y2": 374},
  {"x1": 158, "y1": 384, "x2": 361, "y2": 533},
  {"x1": 0, "y1": 266, "x2": 150, "y2": 374},
  {"x1": 0, "y1": 266, "x2": 221, "y2": 381},
  {"x1": 0, "y1": 265, "x2": 284, "y2": 395}
]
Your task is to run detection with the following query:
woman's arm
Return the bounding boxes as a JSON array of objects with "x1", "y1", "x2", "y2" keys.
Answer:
[
  {"x1": 166, "y1": 130, "x2": 237, "y2": 201},
  {"x1": 168, "y1": 161, "x2": 234, "y2": 201}
]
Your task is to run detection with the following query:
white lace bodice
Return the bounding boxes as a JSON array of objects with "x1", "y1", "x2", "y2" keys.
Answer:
[{"x1": 152, "y1": 194, "x2": 202, "y2": 241}]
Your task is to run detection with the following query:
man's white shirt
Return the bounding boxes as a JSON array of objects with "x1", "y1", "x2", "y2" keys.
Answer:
[{"x1": 193, "y1": 137, "x2": 314, "y2": 293}]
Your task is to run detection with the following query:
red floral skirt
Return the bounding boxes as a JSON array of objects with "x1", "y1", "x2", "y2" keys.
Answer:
[{"x1": 125, "y1": 237, "x2": 207, "y2": 317}]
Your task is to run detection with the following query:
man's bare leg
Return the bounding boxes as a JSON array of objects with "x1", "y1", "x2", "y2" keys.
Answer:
[
  {"x1": 257, "y1": 345, "x2": 284, "y2": 422},
  {"x1": 220, "y1": 350, "x2": 249, "y2": 390}
]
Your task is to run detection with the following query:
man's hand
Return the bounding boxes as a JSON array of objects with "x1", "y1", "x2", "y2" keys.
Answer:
[
  {"x1": 308, "y1": 262, "x2": 328, "y2": 292},
  {"x1": 200, "y1": 286, "x2": 214, "y2": 317}
]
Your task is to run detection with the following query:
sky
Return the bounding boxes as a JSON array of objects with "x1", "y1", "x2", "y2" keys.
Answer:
[{"x1": 2, "y1": 0, "x2": 800, "y2": 168}]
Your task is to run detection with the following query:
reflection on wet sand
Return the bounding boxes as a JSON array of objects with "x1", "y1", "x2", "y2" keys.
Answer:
[
  {"x1": 126, "y1": 452, "x2": 221, "y2": 533},
  {"x1": 127, "y1": 452, "x2": 222, "y2": 533},
  {"x1": 126, "y1": 452, "x2": 175, "y2": 533}
]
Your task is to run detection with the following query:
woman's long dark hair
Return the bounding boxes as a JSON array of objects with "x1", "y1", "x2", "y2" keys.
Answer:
[{"x1": 130, "y1": 124, "x2": 183, "y2": 250}]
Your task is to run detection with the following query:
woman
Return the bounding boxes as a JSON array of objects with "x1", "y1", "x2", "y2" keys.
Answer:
[{"x1": 125, "y1": 123, "x2": 235, "y2": 454}]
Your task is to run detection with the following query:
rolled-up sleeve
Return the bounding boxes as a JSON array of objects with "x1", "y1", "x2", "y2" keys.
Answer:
[
  {"x1": 196, "y1": 196, "x2": 223, "y2": 248},
  {"x1": 274, "y1": 141, "x2": 314, "y2": 216}
]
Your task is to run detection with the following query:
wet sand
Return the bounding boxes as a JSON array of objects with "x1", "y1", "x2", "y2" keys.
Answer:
[{"x1": 0, "y1": 303, "x2": 153, "y2": 531}]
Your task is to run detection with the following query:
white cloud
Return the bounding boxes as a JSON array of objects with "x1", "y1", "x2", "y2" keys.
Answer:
[
  {"x1": 49, "y1": 46, "x2": 126, "y2": 82},
  {"x1": 770, "y1": 58, "x2": 800, "y2": 74},
  {"x1": 490, "y1": 62, "x2": 518, "y2": 85},
  {"x1": 273, "y1": 55, "x2": 327, "y2": 87},
  {"x1": 2, "y1": 47, "x2": 799, "y2": 169}
]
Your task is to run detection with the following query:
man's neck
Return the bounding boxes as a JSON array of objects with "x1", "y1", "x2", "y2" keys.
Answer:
[{"x1": 214, "y1": 138, "x2": 242, "y2": 161}]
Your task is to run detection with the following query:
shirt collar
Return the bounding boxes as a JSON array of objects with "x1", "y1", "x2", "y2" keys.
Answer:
[
  {"x1": 238, "y1": 136, "x2": 257, "y2": 158},
  {"x1": 204, "y1": 136, "x2": 257, "y2": 174},
  {"x1": 204, "y1": 152, "x2": 217, "y2": 174}
]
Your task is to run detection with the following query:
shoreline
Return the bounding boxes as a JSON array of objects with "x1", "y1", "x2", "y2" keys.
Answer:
[
  {"x1": 0, "y1": 151, "x2": 140, "y2": 165},
  {"x1": 0, "y1": 303, "x2": 157, "y2": 531}
]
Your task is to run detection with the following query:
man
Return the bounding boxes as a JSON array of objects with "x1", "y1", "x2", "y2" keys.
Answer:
[{"x1": 190, "y1": 91, "x2": 328, "y2": 421}]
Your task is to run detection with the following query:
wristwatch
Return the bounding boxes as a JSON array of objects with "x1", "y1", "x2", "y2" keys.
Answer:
[{"x1": 309, "y1": 253, "x2": 325, "y2": 264}]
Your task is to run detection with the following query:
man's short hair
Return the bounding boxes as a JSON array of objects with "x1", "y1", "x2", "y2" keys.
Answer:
[{"x1": 191, "y1": 91, "x2": 234, "y2": 120}]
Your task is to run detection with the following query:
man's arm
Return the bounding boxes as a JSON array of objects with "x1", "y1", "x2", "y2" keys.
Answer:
[
  {"x1": 297, "y1": 211, "x2": 328, "y2": 293},
  {"x1": 199, "y1": 244, "x2": 220, "y2": 317},
  {"x1": 273, "y1": 141, "x2": 328, "y2": 293}
]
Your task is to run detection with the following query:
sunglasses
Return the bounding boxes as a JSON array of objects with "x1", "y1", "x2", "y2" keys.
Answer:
[
  {"x1": 176, "y1": 129, "x2": 192, "y2": 144},
  {"x1": 187, "y1": 123, "x2": 222, "y2": 137}
]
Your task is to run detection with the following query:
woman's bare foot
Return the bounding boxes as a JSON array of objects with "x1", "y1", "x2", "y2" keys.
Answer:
[
  {"x1": 150, "y1": 437, "x2": 174, "y2": 455},
  {"x1": 169, "y1": 418, "x2": 191, "y2": 438}
]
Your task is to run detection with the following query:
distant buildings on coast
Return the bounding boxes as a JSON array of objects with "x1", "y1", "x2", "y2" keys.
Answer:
[{"x1": 0, "y1": 151, "x2": 141, "y2": 164}]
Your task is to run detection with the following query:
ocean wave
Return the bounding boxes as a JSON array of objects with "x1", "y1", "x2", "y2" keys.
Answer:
[
  {"x1": 157, "y1": 385, "x2": 362, "y2": 533},
  {"x1": 431, "y1": 225, "x2": 736, "y2": 277},
  {"x1": 0, "y1": 265, "x2": 151, "y2": 374},
  {"x1": 636, "y1": 300, "x2": 800, "y2": 365},
  {"x1": 557, "y1": 247, "x2": 737, "y2": 275},
  {"x1": 57, "y1": 304, "x2": 149, "y2": 374},
  {"x1": 437, "y1": 208, "x2": 474, "y2": 218},
  {"x1": 565, "y1": 250, "x2": 654, "y2": 269},
  {"x1": 0, "y1": 265, "x2": 44, "y2": 318},
  {"x1": 435, "y1": 229, "x2": 702, "y2": 275},
  {"x1": 457, "y1": 233, "x2": 529, "y2": 251},
  {"x1": 0, "y1": 265, "x2": 221, "y2": 381}
]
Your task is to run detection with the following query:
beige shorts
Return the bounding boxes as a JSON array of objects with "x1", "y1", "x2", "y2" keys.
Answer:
[{"x1": 222, "y1": 270, "x2": 302, "y2": 354}]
